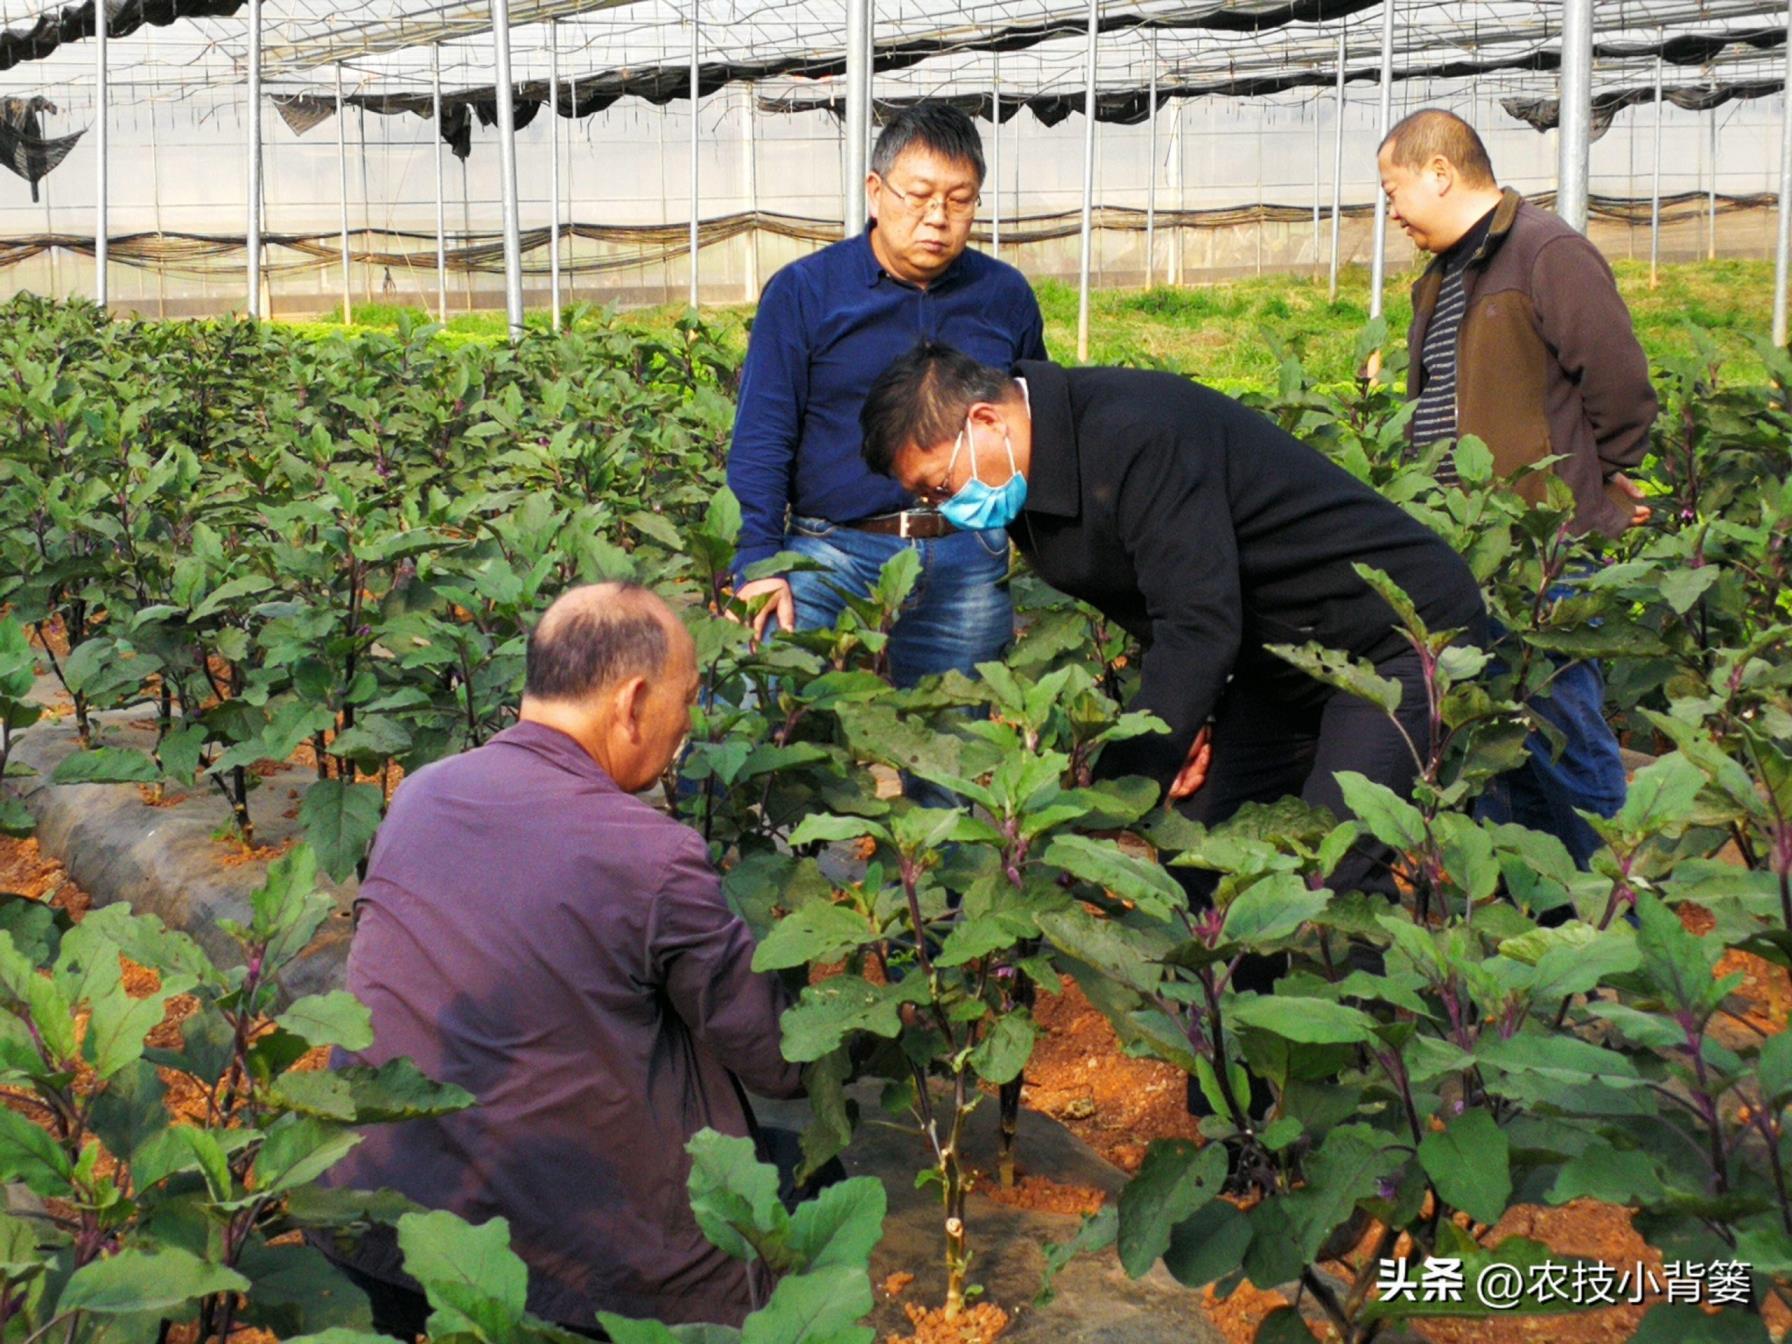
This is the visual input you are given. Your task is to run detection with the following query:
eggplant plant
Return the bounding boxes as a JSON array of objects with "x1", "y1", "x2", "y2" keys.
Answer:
[{"x1": 0, "y1": 844, "x2": 472, "y2": 1341}]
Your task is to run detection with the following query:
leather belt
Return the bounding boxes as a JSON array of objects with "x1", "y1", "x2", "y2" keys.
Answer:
[{"x1": 845, "y1": 510, "x2": 957, "y2": 539}]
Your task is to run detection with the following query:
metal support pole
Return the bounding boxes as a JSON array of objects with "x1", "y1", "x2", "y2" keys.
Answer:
[
  {"x1": 490, "y1": 0, "x2": 526, "y2": 339},
  {"x1": 433, "y1": 46, "x2": 447, "y2": 322},
  {"x1": 1708, "y1": 101, "x2": 1719, "y2": 261},
  {"x1": 461, "y1": 158, "x2": 476, "y2": 312},
  {"x1": 1312, "y1": 91, "x2": 1321, "y2": 275},
  {"x1": 1369, "y1": 0, "x2": 1394, "y2": 320},
  {"x1": 43, "y1": 180, "x2": 58, "y2": 300},
  {"x1": 1775, "y1": 0, "x2": 1792, "y2": 346},
  {"x1": 1557, "y1": 0, "x2": 1593, "y2": 231},
  {"x1": 688, "y1": 6, "x2": 701, "y2": 307},
  {"x1": 549, "y1": 19, "x2": 562, "y2": 331},
  {"x1": 568, "y1": 69, "x2": 578, "y2": 307},
  {"x1": 1651, "y1": 49, "x2": 1664, "y2": 288},
  {"x1": 1145, "y1": 32, "x2": 1157, "y2": 286},
  {"x1": 147, "y1": 94, "x2": 166, "y2": 317},
  {"x1": 1329, "y1": 29, "x2": 1346, "y2": 301},
  {"x1": 358, "y1": 110, "x2": 374, "y2": 304},
  {"x1": 844, "y1": 0, "x2": 870, "y2": 237},
  {"x1": 335, "y1": 65, "x2": 352, "y2": 323},
  {"x1": 94, "y1": 0, "x2": 107, "y2": 309},
  {"x1": 744, "y1": 84, "x2": 759, "y2": 299},
  {"x1": 246, "y1": 0, "x2": 262, "y2": 319},
  {"x1": 1075, "y1": 0, "x2": 1098, "y2": 362},
  {"x1": 864, "y1": 0, "x2": 876, "y2": 169},
  {"x1": 1171, "y1": 98, "x2": 1184, "y2": 284},
  {"x1": 991, "y1": 58, "x2": 1002, "y2": 259}
]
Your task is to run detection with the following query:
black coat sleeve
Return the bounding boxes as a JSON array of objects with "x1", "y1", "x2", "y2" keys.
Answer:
[{"x1": 1094, "y1": 424, "x2": 1242, "y2": 787}]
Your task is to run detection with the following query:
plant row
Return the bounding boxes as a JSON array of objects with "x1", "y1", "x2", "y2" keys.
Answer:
[{"x1": 1, "y1": 295, "x2": 1791, "y2": 1342}]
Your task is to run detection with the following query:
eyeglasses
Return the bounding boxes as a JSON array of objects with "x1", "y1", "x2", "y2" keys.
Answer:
[
  {"x1": 914, "y1": 424, "x2": 971, "y2": 505},
  {"x1": 877, "y1": 177, "x2": 981, "y2": 222}
]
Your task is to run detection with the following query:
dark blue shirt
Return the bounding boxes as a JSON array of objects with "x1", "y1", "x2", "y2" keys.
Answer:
[{"x1": 726, "y1": 227, "x2": 1047, "y2": 581}]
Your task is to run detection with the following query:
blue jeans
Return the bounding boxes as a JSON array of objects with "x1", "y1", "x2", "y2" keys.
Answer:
[
  {"x1": 781, "y1": 515, "x2": 1013, "y2": 813},
  {"x1": 779, "y1": 515, "x2": 1014, "y2": 686},
  {"x1": 1476, "y1": 590, "x2": 1628, "y2": 869}
]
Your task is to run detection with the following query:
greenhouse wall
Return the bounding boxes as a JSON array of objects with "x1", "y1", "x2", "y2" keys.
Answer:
[{"x1": 1, "y1": 77, "x2": 1783, "y2": 316}]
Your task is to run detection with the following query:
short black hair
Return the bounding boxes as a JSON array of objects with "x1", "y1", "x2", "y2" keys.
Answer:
[
  {"x1": 1380, "y1": 109, "x2": 1497, "y2": 188},
  {"x1": 870, "y1": 102, "x2": 986, "y2": 185},
  {"x1": 524, "y1": 582, "x2": 670, "y2": 702},
  {"x1": 860, "y1": 341, "x2": 1015, "y2": 478}
]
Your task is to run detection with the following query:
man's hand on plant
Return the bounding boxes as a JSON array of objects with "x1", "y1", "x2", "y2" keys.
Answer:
[
  {"x1": 1166, "y1": 725, "x2": 1213, "y2": 802},
  {"x1": 732, "y1": 576, "x2": 794, "y2": 643},
  {"x1": 1610, "y1": 472, "x2": 1652, "y2": 528}
]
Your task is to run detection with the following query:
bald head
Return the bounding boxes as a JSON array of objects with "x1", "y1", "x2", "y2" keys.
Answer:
[
  {"x1": 1380, "y1": 109, "x2": 1496, "y2": 189},
  {"x1": 525, "y1": 582, "x2": 685, "y2": 704},
  {"x1": 521, "y1": 583, "x2": 699, "y2": 792}
]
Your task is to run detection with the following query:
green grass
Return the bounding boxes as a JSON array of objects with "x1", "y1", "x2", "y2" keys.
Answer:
[{"x1": 282, "y1": 258, "x2": 1776, "y2": 388}]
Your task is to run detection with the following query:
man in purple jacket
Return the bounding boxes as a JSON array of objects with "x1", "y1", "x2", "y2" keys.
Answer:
[{"x1": 318, "y1": 583, "x2": 803, "y2": 1335}]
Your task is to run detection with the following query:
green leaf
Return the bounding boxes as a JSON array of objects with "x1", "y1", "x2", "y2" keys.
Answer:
[
  {"x1": 300, "y1": 780, "x2": 385, "y2": 882},
  {"x1": 236, "y1": 1239, "x2": 376, "y2": 1336},
  {"x1": 779, "y1": 976, "x2": 927, "y2": 1063},
  {"x1": 785, "y1": 814, "x2": 888, "y2": 850},
  {"x1": 276, "y1": 991, "x2": 376, "y2": 1052},
  {"x1": 397, "y1": 1209, "x2": 528, "y2": 1338},
  {"x1": 968, "y1": 1012, "x2": 1036, "y2": 1086},
  {"x1": 1042, "y1": 834, "x2": 1185, "y2": 920},
  {"x1": 253, "y1": 1116, "x2": 362, "y2": 1194},
  {"x1": 1116, "y1": 1139, "x2": 1228, "y2": 1277},
  {"x1": 86, "y1": 972, "x2": 191, "y2": 1080},
  {"x1": 1255, "y1": 1307, "x2": 1319, "y2": 1344},
  {"x1": 1657, "y1": 566, "x2": 1722, "y2": 616},
  {"x1": 786, "y1": 1177, "x2": 886, "y2": 1272},
  {"x1": 599, "y1": 1320, "x2": 742, "y2": 1344},
  {"x1": 740, "y1": 1264, "x2": 874, "y2": 1344},
  {"x1": 1452, "y1": 435, "x2": 1494, "y2": 485},
  {"x1": 58, "y1": 1247, "x2": 248, "y2": 1314},
  {"x1": 686, "y1": 1129, "x2": 789, "y2": 1267},
  {"x1": 798, "y1": 1048, "x2": 856, "y2": 1184},
  {"x1": 934, "y1": 910, "x2": 1036, "y2": 967},
  {"x1": 270, "y1": 1058, "x2": 476, "y2": 1125},
  {"x1": 0, "y1": 1106, "x2": 72, "y2": 1196},
  {"x1": 1611, "y1": 754, "x2": 1707, "y2": 836},
  {"x1": 88, "y1": 1058, "x2": 168, "y2": 1167},
  {"x1": 1262, "y1": 642, "x2": 1402, "y2": 714},
  {"x1": 1161, "y1": 1197, "x2": 1253, "y2": 1290},
  {"x1": 1627, "y1": 1303, "x2": 1769, "y2": 1344},
  {"x1": 1228, "y1": 994, "x2": 1378, "y2": 1045},
  {"x1": 51, "y1": 747, "x2": 161, "y2": 785},
  {"x1": 1546, "y1": 1141, "x2": 1663, "y2": 1205},
  {"x1": 1335, "y1": 771, "x2": 1426, "y2": 852},
  {"x1": 1758, "y1": 1030, "x2": 1792, "y2": 1104},
  {"x1": 0, "y1": 796, "x2": 34, "y2": 838},
  {"x1": 752, "y1": 904, "x2": 876, "y2": 973},
  {"x1": 1417, "y1": 1109, "x2": 1511, "y2": 1225},
  {"x1": 1221, "y1": 874, "x2": 1329, "y2": 945},
  {"x1": 1283, "y1": 1123, "x2": 1405, "y2": 1261},
  {"x1": 1634, "y1": 891, "x2": 1725, "y2": 1017}
]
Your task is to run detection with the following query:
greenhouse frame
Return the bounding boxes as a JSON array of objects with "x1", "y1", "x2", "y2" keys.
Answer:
[{"x1": 2, "y1": 0, "x2": 1791, "y2": 352}]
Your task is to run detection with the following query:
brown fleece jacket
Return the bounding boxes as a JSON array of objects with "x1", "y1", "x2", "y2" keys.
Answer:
[{"x1": 1406, "y1": 188, "x2": 1659, "y2": 537}]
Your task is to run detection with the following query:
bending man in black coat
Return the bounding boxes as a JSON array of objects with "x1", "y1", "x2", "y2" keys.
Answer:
[{"x1": 859, "y1": 343, "x2": 1488, "y2": 898}]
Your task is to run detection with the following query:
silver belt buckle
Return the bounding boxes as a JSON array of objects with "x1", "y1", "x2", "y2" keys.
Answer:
[{"x1": 899, "y1": 511, "x2": 914, "y2": 539}]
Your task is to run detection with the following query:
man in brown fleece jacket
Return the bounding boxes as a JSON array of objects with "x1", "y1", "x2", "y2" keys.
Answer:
[{"x1": 1377, "y1": 108, "x2": 1659, "y2": 867}]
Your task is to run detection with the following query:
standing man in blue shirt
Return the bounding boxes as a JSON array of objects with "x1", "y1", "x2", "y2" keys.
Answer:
[{"x1": 727, "y1": 102, "x2": 1046, "y2": 681}]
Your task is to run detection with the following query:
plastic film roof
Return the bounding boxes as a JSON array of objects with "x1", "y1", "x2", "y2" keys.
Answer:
[{"x1": 0, "y1": 0, "x2": 1787, "y2": 124}]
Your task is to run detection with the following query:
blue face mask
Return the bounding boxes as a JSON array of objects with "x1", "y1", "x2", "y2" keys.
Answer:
[{"x1": 937, "y1": 415, "x2": 1028, "y2": 531}]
